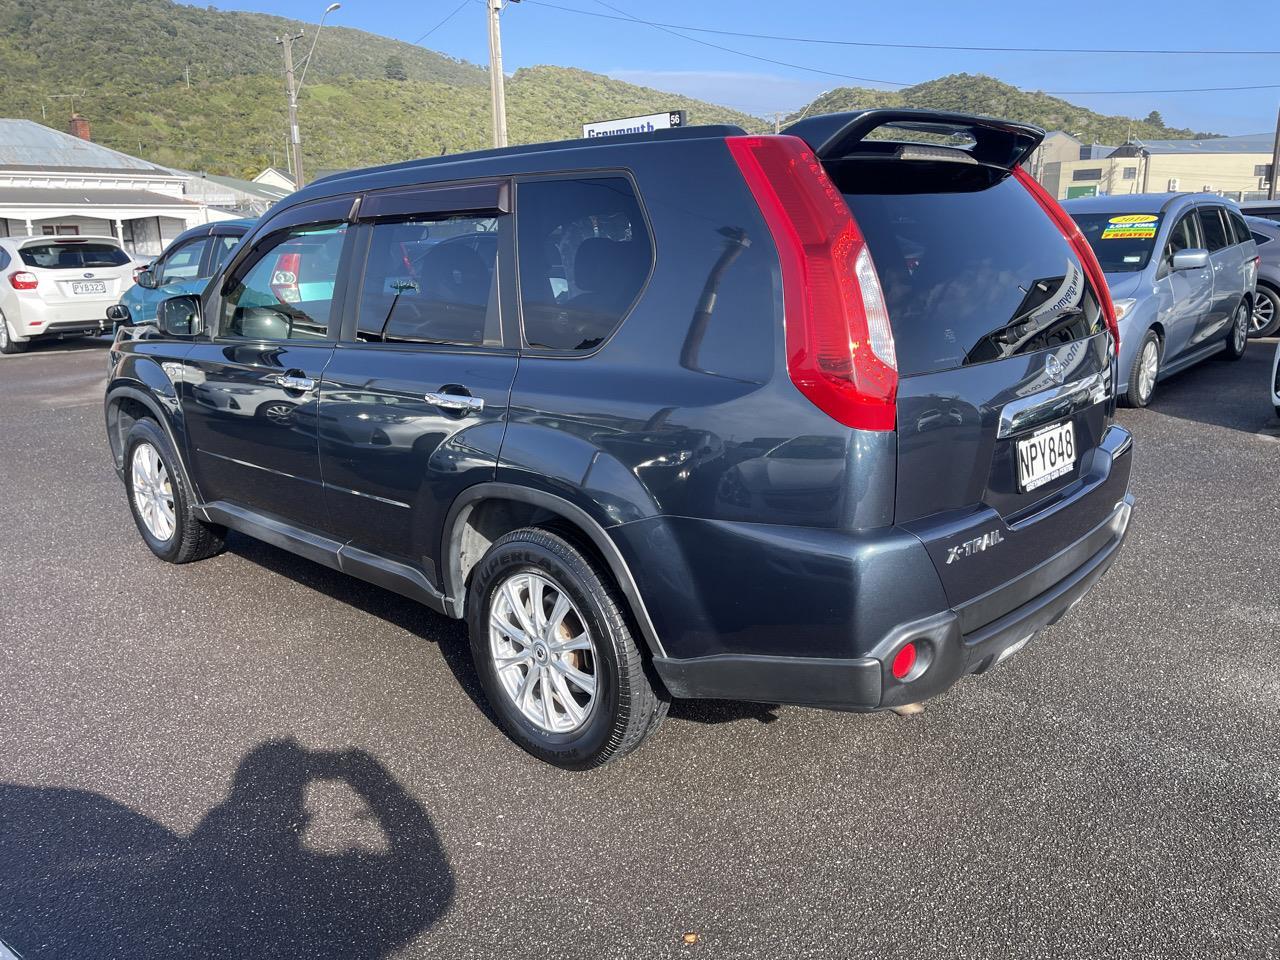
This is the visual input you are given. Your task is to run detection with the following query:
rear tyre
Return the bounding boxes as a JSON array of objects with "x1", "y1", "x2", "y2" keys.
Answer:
[
  {"x1": 467, "y1": 526, "x2": 665, "y2": 769},
  {"x1": 1222, "y1": 301, "x2": 1249, "y2": 361},
  {"x1": 1123, "y1": 330, "x2": 1161, "y2": 408},
  {"x1": 1251, "y1": 285, "x2": 1280, "y2": 338},
  {"x1": 0, "y1": 315, "x2": 28, "y2": 355},
  {"x1": 123, "y1": 418, "x2": 226, "y2": 564}
]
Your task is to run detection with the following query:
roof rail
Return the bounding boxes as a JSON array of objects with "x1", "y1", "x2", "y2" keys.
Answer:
[{"x1": 783, "y1": 109, "x2": 1045, "y2": 170}]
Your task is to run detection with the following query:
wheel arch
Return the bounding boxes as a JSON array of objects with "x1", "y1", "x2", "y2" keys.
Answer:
[
  {"x1": 442, "y1": 483, "x2": 667, "y2": 658},
  {"x1": 105, "y1": 385, "x2": 203, "y2": 514}
]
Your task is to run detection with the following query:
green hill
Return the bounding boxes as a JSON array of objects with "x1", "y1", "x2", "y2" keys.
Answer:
[
  {"x1": 792, "y1": 74, "x2": 1219, "y2": 145},
  {"x1": 0, "y1": 0, "x2": 764, "y2": 177}
]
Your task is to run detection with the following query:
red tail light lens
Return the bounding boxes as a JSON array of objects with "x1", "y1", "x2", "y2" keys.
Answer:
[
  {"x1": 891, "y1": 642, "x2": 918, "y2": 680},
  {"x1": 270, "y1": 252, "x2": 302, "y2": 304},
  {"x1": 727, "y1": 135, "x2": 897, "y2": 431},
  {"x1": 8, "y1": 271, "x2": 38, "y2": 290},
  {"x1": 1014, "y1": 167, "x2": 1120, "y2": 357}
]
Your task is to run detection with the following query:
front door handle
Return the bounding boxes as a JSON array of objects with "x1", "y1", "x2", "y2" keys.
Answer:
[
  {"x1": 424, "y1": 391, "x2": 485, "y2": 414},
  {"x1": 274, "y1": 373, "x2": 316, "y2": 392}
]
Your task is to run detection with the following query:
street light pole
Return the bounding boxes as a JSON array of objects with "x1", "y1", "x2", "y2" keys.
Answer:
[
  {"x1": 487, "y1": 0, "x2": 511, "y2": 148},
  {"x1": 276, "y1": 2, "x2": 340, "y2": 190}
]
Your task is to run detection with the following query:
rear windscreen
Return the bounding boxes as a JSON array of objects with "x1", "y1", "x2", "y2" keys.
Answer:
[
  {"x1": 838, "y1": 170, "x2": 1104, "y2": 376},
  {"x1": 20, "y1": 242, "x2": 130, "y2": 269},
  {"x1": 1071, "y1": 213, "x2": 1162, "y2": 273}
]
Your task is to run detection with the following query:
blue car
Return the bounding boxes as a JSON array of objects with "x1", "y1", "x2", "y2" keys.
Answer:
[
  {"x1": 117, "y1": 219, "x2": 255, "y2": 324},
  {"x1": 1064, "y1": 194, "x2": 1258, "y2": 407}
]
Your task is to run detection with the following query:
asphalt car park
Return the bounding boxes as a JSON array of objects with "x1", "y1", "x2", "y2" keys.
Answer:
[{"x1": 2, "y1": 338, "x2": 1279, "y2": 959}]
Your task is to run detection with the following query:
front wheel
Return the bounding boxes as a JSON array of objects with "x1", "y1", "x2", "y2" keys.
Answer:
[
  {"x1": 467, "y1": 527, "x2": 667, "y2": 769},
  {"x1": 1251, "y1": 286, "x2": 1280, "y2": 338},
  {"x1": 1123, "y1": 330, "x2": 1161, "y2": 408},
  {"x1": 1222, "y1": 301, "x2": 1249, "y2": 360},
  {"x1": 123, "y1": 419, "x2": 226, "y2": 563}
]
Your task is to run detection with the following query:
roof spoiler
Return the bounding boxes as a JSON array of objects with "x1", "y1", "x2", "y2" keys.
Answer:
[{"x1": 782, "y1": 109, "x2": 1045, "y2": 170}]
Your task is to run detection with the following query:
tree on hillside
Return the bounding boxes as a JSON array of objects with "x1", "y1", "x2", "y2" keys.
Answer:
[
  {"x1": 1145, "y1": 110, "x2": 1164, "y2": 126},
  {"x1": 384, "y1": 56, "x2": 407, "y2": 81}
]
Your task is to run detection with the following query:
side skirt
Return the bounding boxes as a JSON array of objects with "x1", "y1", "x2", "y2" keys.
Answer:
[{"x1": 201, "y1": 501, "x2": 451, "y2": 616}]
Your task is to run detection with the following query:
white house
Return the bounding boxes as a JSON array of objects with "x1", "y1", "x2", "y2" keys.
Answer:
[{"x1": 0, "y1": 117, "x2": 237, "y2": 256}]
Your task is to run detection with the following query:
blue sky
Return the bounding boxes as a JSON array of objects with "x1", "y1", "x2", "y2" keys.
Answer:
[{"x1": 210, "y1": 0, "x2": 1278, "y2": 135}]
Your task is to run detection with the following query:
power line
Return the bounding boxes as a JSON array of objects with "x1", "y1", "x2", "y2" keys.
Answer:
[
  {"x1": 525, "y1": 0, "x2": 1280, "y2": 56},
  {"x1": 527, "y1": 0, "x2": 1280, "y2": 95},
  {"x1": 412, "y1": 0, "x2": 471, "y2": 45},
  {"x1": 583, "y1": 0, "x2": 912, "y2": 87}
]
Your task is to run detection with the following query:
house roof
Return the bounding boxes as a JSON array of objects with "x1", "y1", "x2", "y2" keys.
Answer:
[
  {"x1": 0, "y1": 119, "x2": 173, "y2": 173},
  {"x1": 1132, "y1": 132, "x2": 1274, "y2": 155},
  {"x1": 174, "y1": 170, "x2": 292, "y2": 202}
]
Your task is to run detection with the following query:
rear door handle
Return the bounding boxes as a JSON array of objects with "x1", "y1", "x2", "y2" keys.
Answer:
[
  {"x1": 274, "y1": 373, "x2": 316, "y2": 392},
  {"x1": 424, "y1": 391, "x2": 484, "y2": 414}
]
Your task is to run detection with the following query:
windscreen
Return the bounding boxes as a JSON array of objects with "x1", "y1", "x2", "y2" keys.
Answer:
[
  {"x1": 838, "y1": 169, "x2": 1105, "y2": 376},
  {"x1": 1070, "y1": 213, "x2": 1162, "y2": 273},
  {"x1": 20, "y1": 242, "x2": 130, "y2": 269}
]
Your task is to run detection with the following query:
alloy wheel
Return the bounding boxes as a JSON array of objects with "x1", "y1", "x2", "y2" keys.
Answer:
[
  {"x1": 131, "y1": 441, "x2": 176, "y2": 542},
  {"x1": 1234, "y1": 305, "x2": 1249, "y2": 351},
  {"x1": 1138, "y1": 340, "x2": 1159, "y2": 402},
  {"x1": 488, "y1": 571, "x2": 598, "y2": 734},
  {"x1": 0, "y1": 321, "x2": 9, "y2": 349},
  {"x1": 1252, "y1": 294, "x2": 1275, "y2": 334}
]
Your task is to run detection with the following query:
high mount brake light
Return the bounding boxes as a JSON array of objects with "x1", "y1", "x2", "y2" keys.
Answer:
[
  {"x1": 727, "y1": 135, "x2": 898, "y2": 431},
  {"x1": 8, "y1": 271, "x2": 38, "y2": 290},
  {"x1": 1013, "y1": 167, "x2": 1121, "y2": 357}
]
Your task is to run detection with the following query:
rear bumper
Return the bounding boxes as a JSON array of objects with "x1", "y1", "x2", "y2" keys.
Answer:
[
  {"x1": 7, "y1": 294, "x2": 114, "y2": 338},
  {"x1": 652, "y1": 493, "x2": 1133, "y2": 709}
]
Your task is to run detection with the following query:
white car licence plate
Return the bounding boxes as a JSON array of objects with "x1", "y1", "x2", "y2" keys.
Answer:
[
  {"x1": 71, "y1": 281, "x2": 107, "y2": 296},
  {"x1": 1016, "y1": 420, "x2": 1076, "y2": 492}
]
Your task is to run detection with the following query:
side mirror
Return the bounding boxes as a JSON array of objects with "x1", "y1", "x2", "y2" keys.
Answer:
[
  {"x1": 157, "y1": 295, "x2": 202, "y2": 337},
  {"x1": 136, "y1": 268, "x2": 158, "y2": 289},
  {"x1": 1171, "y1": 248, "x2": 1210, "y2": 271},
  {"x1": 106, "y1": 304, "x2": 133, "y2": 329}
]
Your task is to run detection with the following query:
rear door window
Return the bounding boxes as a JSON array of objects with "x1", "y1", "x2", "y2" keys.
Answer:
[
  {"x1": 157, "y1": 237, "x2": 210, "y2": 284},
  {"x1": 1227, "y1": 210, "x2": 1251, "y2": 245},
  {"x1": 209, "y1": 235, "x2": 242, "y2": 273},
  {"x1": 356, "y1": 215, "x2": 500, "y2": 345},
  {"x1": 516, "y1": 176, "x2": 652, "y2": 351},
  {"x1": 1198, "y1": 207, "x2": 1229, "y2": 251},
  {"x1": 19, "y1": 242, "x2": 130, "y2": 269},
  {"x1": 839, "y1": 173, "x2": 1104, "y2": 375}
]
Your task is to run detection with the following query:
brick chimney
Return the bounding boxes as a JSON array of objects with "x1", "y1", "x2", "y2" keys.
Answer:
[{"x1": 68, "y1": 114, "x2": 91, "y2": 141}]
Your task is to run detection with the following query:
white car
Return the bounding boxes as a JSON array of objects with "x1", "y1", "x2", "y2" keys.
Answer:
[{"x1": 0, "y1": 235, "x2": 138, "y2": 354}]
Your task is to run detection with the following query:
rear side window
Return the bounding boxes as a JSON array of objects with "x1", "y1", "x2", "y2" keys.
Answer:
[
  {"x1": 20, "y1": 242, "x2": 129, "y2": 269},
  {"x1": 1227, "y1": 210, "x2": 1251, "y2": 245},
  {"x1": 1253, "y1": 231, "x2": 1273, "y2": 246},
  {"x1": 356, "y1": 215, "x2": 499, "y2": 345},
  {"x1": 1198, "y1": 207, "x2": 1229, "y2": 251},
  {"x1": 839, "y1": 173, "x2": 1104, "y2": 375},
  {"x1": 209, "y1": 235, "x2": 241, "y2": 273},
  {"x1": 516, "y1": 177, "x2": 652, "y2": 351},
  {"x1": 220, "y1": 223, "x2": 346, "y2": 340}
]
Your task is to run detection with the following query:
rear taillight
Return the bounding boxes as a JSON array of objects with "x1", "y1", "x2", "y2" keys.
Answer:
[
  {"x1": 1014, "y1": 167, "x2": 1120, "y2": 357},
  {"x1": 270, "y1": 252, "x2": 302, "y2": 304},
  {"x1": 727, "y1": 135, "x2": 897, "y2": 431},
  {"x1": 8, "y1": 271, "x2": 38, "y2": 290}
]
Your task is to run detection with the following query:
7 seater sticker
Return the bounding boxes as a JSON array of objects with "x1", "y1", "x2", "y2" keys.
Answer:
[{"x1": 1101, "y1": 214, "x2": 1158, "y2": 240}]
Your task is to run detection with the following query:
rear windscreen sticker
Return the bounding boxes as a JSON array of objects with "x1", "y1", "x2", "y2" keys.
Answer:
[{"x1": 1101, "y1": 225, "x2": 1157, "y2": 239}]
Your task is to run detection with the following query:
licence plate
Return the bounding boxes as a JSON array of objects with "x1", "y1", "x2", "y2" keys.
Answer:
[
  {"x1": 71, "y1": 281, "x2": 107, "y2": 296},
  {"x1": 1016, "y1": 420, "x2": 1076, "y2": 492}
]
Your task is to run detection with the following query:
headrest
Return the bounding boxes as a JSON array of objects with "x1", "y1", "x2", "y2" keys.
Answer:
[{"x1": 573, "y1": 237, "x2": 648, "y2": 294}]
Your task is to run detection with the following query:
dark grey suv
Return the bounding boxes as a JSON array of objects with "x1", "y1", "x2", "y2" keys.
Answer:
[{"x1": 104, "y1": 110, "x2": 1135, "y2": 768}]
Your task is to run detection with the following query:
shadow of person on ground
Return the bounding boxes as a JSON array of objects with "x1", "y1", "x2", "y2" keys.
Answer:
[{"x1": 0, "y1": 739, "x2": 453, "y2": 959}]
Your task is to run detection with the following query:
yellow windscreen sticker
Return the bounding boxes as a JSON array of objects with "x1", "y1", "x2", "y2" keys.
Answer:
[
  {"x1": 1101, "y1": 225, "x2": 1157, "y2": 239},
  {"x1": 1108, "y1": 214, "x2": 1159, "y2": 224}
]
